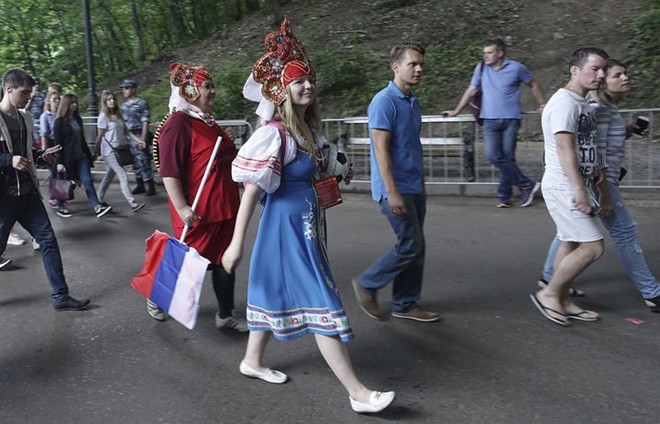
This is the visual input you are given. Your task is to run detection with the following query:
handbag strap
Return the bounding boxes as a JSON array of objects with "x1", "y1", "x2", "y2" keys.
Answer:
[
  {"x1": 103, "y1": 134, "x2": 119, "y2": 152},
  {"x1": 475, "y1": 60, "x2": 485, "y2": 89}
]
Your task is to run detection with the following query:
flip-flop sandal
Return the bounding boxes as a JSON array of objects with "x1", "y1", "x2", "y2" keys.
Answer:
[
  {"x1": 530, "y1": 294, "x2": 570, "y2": 326},
  {"x1": 537, "y1": 278, "x2": 586, "y2": 297},
  {"x1": 565, "y1": 310, "x2": 599, "y2": 322}
]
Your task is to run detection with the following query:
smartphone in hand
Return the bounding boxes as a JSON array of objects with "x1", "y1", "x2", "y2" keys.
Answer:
[{"x1": 43, "y1": 145, "x2": 62, "y2": 155}]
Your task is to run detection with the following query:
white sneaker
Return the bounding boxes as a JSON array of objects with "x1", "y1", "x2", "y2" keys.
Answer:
[
  {"x1": 0, "y1": 256, "x2": 11, "y2": 269},
  {"x1": 7, "y1": 232, "x2": 26, "y2": 246},
  {"x1": 32, "y1": 238, "x2": 40, "y2": 250},
  {"x1": 146, "y1": 299, "x2": 166, "y2": 321},
  {"x1": 215, "y1": 311, "x2": 248, "y2": 332}
]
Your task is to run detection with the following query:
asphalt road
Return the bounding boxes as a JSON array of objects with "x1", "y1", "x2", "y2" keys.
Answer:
[{"x1": 2, "y1": 186, "x2": 659, "y2": 424}]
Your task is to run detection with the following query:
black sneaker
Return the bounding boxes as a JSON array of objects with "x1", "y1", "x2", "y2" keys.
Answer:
[
  {"x1": 95, "y1": 204, "x2": 112, "y2": 218},
  {"x1": 56, "y1": 207, "x2": 73, "y2": 218},
  {"x1": 132, "y1": 183, "x2": 146, "y2": 195},
  {"x1": 131, "y1": 202, "x2": 146, "y2": 212},
  {"x1": 54, "y1": 296, "x2": 91, "y2": 311},
  {"x1": 645, "y1": 295, "x2": 660, "y2": 313},
  {"x1": 0, "y1": 255, "x2": 11, "y2": 269}
]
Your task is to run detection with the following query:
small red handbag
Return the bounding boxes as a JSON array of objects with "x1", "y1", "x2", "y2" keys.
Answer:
[
  {"x1": 266, "y1": 120, "x2": 343, "y2": 209},
  {"x1": 314, "y1": 175, "x2": 343, "y2": 209}
]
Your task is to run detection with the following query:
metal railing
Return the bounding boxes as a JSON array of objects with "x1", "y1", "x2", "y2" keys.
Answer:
[
  {"x1": 79, "y1": 108, "x2": 660, "y2": 189},
  {"x1": 319, "y1": 108, "x2": 660, "y2": 189},
  {"x1": 80, "y1": 117, "x2": 254, "y2": 147}
]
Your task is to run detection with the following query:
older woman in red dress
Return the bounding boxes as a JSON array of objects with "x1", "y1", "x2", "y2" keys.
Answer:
[{"x1": 147, "y1": 62, "x2": 246, "y2": 332}]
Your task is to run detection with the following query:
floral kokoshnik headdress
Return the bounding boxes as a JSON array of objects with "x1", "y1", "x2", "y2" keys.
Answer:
[
  {"x1": 244, "y1": 17, "x2": 316, "y2": 120},
  {"x1": 170, "y1": 62, "x2": 212, "y2": 102}
]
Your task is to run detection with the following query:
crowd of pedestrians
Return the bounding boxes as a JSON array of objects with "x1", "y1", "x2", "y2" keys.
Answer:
[{"x1": 1, "y1": 17, "x2": 657, "y2": 415}]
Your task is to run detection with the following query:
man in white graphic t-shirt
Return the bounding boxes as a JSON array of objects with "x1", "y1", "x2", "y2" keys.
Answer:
[{"x1": 530, "y1": 47, "x2": 609, "y2": 326}]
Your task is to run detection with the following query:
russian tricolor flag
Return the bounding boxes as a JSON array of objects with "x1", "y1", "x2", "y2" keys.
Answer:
[{"x1": 131, "y1": 230, "x2": 210, "y2": 329}]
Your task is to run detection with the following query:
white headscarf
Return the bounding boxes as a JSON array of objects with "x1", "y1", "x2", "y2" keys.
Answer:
[
  {"x1": 168, "y1": 83, "x2": 191, "y2": 113},
  {"x1": 167, "y1": 83, "x2": 215, "y2": 126},
  {"x1": 242, "y1": 74, "x2": 276, "y2": 123}
]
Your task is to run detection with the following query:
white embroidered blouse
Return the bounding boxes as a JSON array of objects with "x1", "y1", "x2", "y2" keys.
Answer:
[{"x1": 232, "y1": 124, "x2": 326, "y2": 193}]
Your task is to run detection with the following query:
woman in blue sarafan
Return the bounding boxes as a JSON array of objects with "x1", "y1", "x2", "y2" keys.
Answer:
[{"x1": 222, "y1": 17, "x2": 395, "y2": 415}]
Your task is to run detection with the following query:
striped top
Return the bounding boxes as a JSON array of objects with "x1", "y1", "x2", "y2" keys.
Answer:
[{"x1": 590, "y1": 101, "x2": 627, "y2": 185}]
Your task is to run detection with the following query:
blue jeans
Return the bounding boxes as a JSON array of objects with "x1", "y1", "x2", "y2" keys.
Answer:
[
  {"x1": 358, "y1": 193, "x2": 426, "y2": 312},
  {"x1": 1, "y1": 191, "x2": 70, "y2": 302},
  {"x1": 542, "y1": 182, "x2": 660, "y2": 299},
  {"x1": 128, "y1": 131, "x2": 153, "y2": 182},
  {"x1": 57, "y1": 156, "x2": 101, "y2": 209},
  {"x1": 482, "y1": 119, "x2": 534, "y2": 200}
]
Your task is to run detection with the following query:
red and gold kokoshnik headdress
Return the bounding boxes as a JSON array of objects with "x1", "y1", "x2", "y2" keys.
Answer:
[
  {"x1": 252, "y1": 17, "x2": 315, "y2": 105},
  {"x1": 169, "y1": 62, "x2": 212, "y2": 102}
]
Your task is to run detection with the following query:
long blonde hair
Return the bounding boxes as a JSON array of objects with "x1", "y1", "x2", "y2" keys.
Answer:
[
  {"x1": 44, "y1": 91, "x2": 60, "y2": 113},
  {"x1": 273, "y1": 84, "x2": 322, "y2": 164},
  {"x1": 100, "y1": 90, "x2": 124, "y2": 123}
]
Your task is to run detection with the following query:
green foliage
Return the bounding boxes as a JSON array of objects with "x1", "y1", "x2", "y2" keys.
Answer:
[
  {"x1": 135, "y1": 79, "x2": 171, "y2": 124},
  {"x1": 211, "y1": 61, "x2": 255, "y2": 120},
  {"x1": 414, "y1": 43, "x2": 483, "y2": 114},
  {"x1": 311, "y1": 41, "x2": 388, "y2": 117},
  {"x1": 1, "y1": 0, "x2": 658, "y2": 120},
  {"x1": 624, "y1": 0, "x2": 660, "y2": 108},
  {"x1": 0, "y1": 0, "x2": 261, "y2": 97},
  {"x1": 308, "y1": 40, "x2": 483, "y2": 117}
]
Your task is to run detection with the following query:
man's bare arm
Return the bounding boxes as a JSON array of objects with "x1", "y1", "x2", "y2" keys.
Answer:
[
  {"x1": 442, "y1": 85, "x2": 478, "y2": 117},
  {"x1": 556, "y1": 132, "x2": 590, "y2": 214},
  {"x1": 372, "y1": 128, "x2": 408, "y2": 218}
]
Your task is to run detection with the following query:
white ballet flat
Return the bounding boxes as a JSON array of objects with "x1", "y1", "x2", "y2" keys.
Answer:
[
  {"x1": 239, "y1": 361, "x2": 288, "y2": 384},
  {"x1": 349, "y1": 390, "x2": 396, "y2": 413}
]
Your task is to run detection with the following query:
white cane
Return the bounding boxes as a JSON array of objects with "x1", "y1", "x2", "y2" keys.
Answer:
[{"x1": 179, "y1": 136, "x2": 223, "y2": 243}]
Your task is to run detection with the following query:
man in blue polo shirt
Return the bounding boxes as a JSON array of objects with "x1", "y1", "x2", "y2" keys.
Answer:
[
  {"x1": 444, "y1": 38, "x2": 546, "y2": 208},
  {"x1": 352, "y1": 43, "x2": 439, "y2": 323}
]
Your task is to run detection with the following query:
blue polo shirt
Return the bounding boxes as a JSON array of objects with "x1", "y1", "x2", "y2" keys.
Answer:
[
  {"x1": 367, "y1": 81, "x2": 423, "y2": 202},
  {"x1": 470, "y1": 58, "x2": 533, "y2": 119}
]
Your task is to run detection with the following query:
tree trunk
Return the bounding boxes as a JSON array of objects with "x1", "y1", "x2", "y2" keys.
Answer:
[
  {"x1": 169, "y1": 0, "x2": 189, "y2": 42},
  {"x1": 245, "y1": 0, "x2": 260, "y2": 12},
  {"x1": 190, "y1": 0, "x2": 209, "y2": 37},
  {"x1": 265, "y1": 0, "x2": 282, "y2": 26},
  {"x1": 97, "y1": 0, "x2": 136, "y2": 64},
  {"x1": 235, "y1": 0, "x2": 243, "y2": 20},
  {"x1": 130, "y1": 0, "x2": 146, "y2": 60}
]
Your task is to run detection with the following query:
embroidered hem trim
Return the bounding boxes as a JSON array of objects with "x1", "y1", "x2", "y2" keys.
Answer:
[{"x1": 247, "y1": 304, "x2": 353, "y2": 342}]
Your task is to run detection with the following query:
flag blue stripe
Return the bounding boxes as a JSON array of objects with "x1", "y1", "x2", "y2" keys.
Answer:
[{"x1": 150, "y1": 238, "x2": 189, "y2": 311}]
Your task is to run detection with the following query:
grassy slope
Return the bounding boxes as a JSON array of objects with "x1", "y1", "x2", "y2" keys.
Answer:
[{"x1": 112, "y1": 0, "x2": 641, "y2": 121}]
